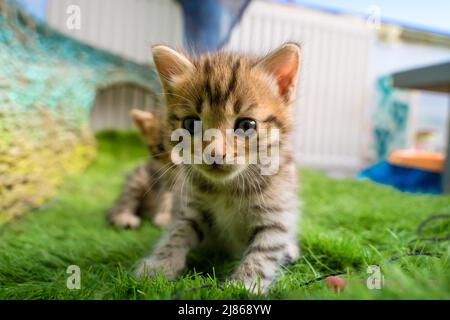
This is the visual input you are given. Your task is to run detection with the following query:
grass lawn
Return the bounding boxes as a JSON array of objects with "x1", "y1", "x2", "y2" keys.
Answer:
[{"x1": 0, "y1": 131, "x2": 449, "y2": 300}]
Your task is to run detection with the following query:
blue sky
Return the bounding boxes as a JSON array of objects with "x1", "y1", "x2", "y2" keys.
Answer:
[
  {"x1": 16, "y1": 0, "x2": 47, "y2": 20},
  {"x1": 15, "y1": 0, "x2": 450, "y2": 35}
]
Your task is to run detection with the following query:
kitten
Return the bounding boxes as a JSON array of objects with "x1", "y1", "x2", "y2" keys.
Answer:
[
  {"x1": 107, "y1": 109, "x2": 173, "y2": 228},
  {"x1": 135, "y1": 43, "x2": 301, "y2": 293}
]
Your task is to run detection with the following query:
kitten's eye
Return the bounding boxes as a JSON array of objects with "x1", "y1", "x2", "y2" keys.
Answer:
[
  {"x1": 182, "y1": 116, "x2": 200, "y2": 134},
  {"x1": 234, "y1": 118, "x2": 257, "y2": 135}
]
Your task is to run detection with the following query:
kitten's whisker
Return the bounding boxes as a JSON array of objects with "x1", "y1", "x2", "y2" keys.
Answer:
[
  {"x1": 181, "y1": 167, "x2": 193, "y2": 210},
  {"x1": 246, "y1": 165, "x2": 269, "y2": 215},
  {"x1": 142, "y1": 162, "x2": 177, "y2": 198},
  {"x1": 149, "y1": 150, "x2": 172, "y2": 158},
  {"x1": 168, "y1": 166, "x2": 185, "y2": 193},
  {"x1": 237, "y1": 169, "x2": 246, "y2": 214},
  {"x1": 158, "y1": 92, "x2": 192, "y2": 104},
  {"x1": 165, "y1": 103, "x2": 192, "y2": 108}
]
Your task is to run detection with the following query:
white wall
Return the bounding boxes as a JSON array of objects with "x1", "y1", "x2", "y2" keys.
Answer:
[
  {"x1": 47, "y1": 0, "x2": 184, "y2": 63},
  {"x1": 372, "y1": 41, "x2": 450, "y2": 78},
  {"x1": 47, "y1": 0, "x2": 373, "y2": 171}
]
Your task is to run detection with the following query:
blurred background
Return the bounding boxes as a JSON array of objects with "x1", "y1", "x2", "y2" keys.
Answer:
[
  {"x1": 1, "y1": 0, "x2": 450, "y2": 221},
  {"x1": 45, "y1": 0, "x2": 450, "y2": 169}
]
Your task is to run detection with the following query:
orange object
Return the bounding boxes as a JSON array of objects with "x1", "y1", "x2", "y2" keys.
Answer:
[
  {"x1": 388, "y1": 149, "x2": 444, "y2": 173},
  {"x1": 325, "y1": 276, "x2": 346, "y2": 292}
]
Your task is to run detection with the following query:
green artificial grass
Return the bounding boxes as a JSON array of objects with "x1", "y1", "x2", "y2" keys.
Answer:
[{"x1": 0, "y1": 131, "x2": 449, "y2": 300}]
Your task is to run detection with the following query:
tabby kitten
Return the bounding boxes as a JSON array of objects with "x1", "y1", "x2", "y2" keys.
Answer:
[
  {"x1": 107, "y1": 109, "x2": 173, "y2": 228},
  {"x1": 136, "y1": 43, "x2": 301, "y2": 293}
]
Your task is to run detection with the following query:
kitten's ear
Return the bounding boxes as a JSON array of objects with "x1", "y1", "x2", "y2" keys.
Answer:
[
  {"x1": 131, "y1": 109, "x2": 155, "y2": 134},
  {"x1": 257, "y1": 43, "x2": 301, "y2": 103},
  {"x1": 152, "y1": 45, "x2": 194, "y2": 91}
]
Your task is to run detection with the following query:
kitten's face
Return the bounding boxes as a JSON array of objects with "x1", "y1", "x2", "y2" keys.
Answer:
[{"x1": 152, "y1": 44, "x2": 301, "y2": 183}]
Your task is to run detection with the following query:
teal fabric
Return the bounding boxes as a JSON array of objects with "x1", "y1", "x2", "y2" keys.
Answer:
[
  {"x1": 0, "y1": 2, "x2": 162, "y2": 220},
  {"x1": 372, "y1": 76, "x2": 410, "y2": 161}
]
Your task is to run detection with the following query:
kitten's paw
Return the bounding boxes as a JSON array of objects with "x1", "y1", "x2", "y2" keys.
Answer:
[
  {"x1": 284, "y1": 242, "x2": 300, "y2": 264},
  {"x1": 152, "y1": 211, "x2": 171, "y2": 227},
  {"x1": 230, "y1": 273, "x2": 271, "y2": 295},
  {"x1": 108, "y1": 210, "x2": 141, "y2": 229},
  {"x1": 134, "y1": 256, "x2": 183, "y2": 281}
]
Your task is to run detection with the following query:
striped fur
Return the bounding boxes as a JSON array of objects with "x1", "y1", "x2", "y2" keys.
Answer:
[
  {"x1": 107, "y1": 110, "x2": 174, "y2": 229},
  {"x1": 135, "y1": 44, "x2": 301, "y2": 293},
  {"x1": 107, "y1": 160, "x2": 173, "y2": 229}
]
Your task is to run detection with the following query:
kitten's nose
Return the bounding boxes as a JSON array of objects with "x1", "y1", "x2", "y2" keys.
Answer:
[
  {"x1": 206, "y1": 150, "x2": 226, "y2": 164},
  {"x1": 210, "y1": 149, "x2": 226, "y2": 161}
]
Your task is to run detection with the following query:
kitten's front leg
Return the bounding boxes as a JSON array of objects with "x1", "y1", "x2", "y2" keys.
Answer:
[
  {"x1": 107, "y1": 164, "x2": 149, "y2": 229},
  {"x1": 231, "y1": 215, "x2": 299, "y2": 293},
  {"x1": 135, "y1": 216, "x2": 203, "y2": 280},
  {"x1": 152, "y1": 191, "x2": 173, "y2": 227}
]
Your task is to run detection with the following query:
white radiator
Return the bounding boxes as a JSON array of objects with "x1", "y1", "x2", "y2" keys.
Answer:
[{"x1": 47, "y1": 0, "x2": 373, "y2": 171}]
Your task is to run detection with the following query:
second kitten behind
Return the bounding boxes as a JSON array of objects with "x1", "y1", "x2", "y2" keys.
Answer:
[{"x1": 107, "y1": 109, "x2": 173, "y2": 229}]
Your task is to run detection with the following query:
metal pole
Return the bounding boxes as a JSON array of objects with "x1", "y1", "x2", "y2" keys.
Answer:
[{"x1": 443, "y1": 87, "x2": 450, "y2": 193}]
